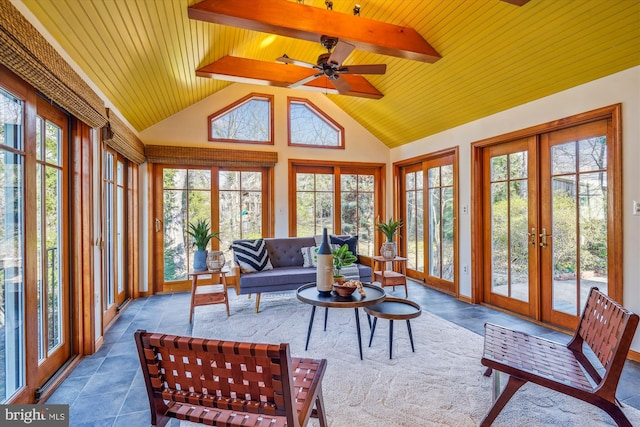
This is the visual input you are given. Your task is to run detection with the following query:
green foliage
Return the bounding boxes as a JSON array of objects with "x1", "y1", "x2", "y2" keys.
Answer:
[
  {"x1": 187, "y1": 219, "x2": 219, "y2": 251},
  {"x1": 377, "y1": 217, "x2": 403, "y2": 242},
  {"x1": 332, "y1": 244, "x2": 358, "y2": 277}
]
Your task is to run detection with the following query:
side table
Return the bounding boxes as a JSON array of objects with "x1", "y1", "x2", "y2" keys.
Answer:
[
  {"x1": 372, "y1": 256, "x2": 408, "y2": 297},
  {"x1": 188, "y1": 269, "x2": 230, "y2": 322},
  {"x1": 365, "y1": 297, "x2": 422, "y2": 359}
]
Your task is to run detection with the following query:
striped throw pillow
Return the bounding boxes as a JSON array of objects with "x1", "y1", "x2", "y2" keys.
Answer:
[{"x1": 231, "y1": 239, "x2": 273, "y2": 273}]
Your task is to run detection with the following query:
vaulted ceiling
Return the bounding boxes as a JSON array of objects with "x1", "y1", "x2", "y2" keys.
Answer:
[{"x1": 19, "y1": 0, "x2": 640, "y2": 148}]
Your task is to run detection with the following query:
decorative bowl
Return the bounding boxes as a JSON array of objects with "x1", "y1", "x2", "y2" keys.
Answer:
[{"x1": 333, "y1": 283, "x2": 357, "y2": 297}]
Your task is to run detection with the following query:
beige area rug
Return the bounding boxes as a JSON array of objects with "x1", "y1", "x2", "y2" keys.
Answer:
[{"x1": 186, "y1": 291, "x2": 640, "y2": 427}]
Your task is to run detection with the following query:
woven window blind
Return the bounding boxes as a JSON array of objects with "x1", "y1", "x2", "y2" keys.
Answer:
[
  {"x1": 145, "y1": 145, "x2": 278, "y2": 168},
  {"x1": 103, "y1": 113, "x2": 146, "y2": 164}
]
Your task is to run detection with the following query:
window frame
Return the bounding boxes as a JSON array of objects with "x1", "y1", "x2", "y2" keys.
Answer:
[
  {"x1": 288, "y1": 159, "x2": 385, "y2": 259},
  {"x1": 151, "y1": 163, "x2": 274, "y2": 292},
  {"x1": 287, "y1": 97, "x2": 345, "y2": 149},
  {"x1": 208, "y1": 93, "x2": 274, "y2": 145}
]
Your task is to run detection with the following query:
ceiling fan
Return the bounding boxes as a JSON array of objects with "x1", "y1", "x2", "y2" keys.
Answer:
[{"x1": 276, "y1": 36, "x2": 387, "y2": 94}]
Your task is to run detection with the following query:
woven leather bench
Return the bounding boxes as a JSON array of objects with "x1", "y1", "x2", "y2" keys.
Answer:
[
  {"x1": 480, "y1": 287, "x2": 639, "y2": 427},
  {"x1": 134, "y1": 330, "x2": 328, "y2": 427}
]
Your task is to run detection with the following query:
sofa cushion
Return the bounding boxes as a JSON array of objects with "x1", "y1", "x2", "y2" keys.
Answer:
[
  {"x1": 264, "y1": 237, "x2": 316, "y2": 268},
  {"x1": 239, "y1": 266, "x2": 317, "y2": 293},
  {"x1": 231, "y1": 239, "x2": 273, "y2": 273}
]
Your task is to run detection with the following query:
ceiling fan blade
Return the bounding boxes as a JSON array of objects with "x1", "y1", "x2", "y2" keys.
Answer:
[
  {"x1": 339, "y1": 64, "x2": 387, "y2": 75},
  {"x1": 328, "y1": 40, "x2": 355, "y2": 66},
  {"x1": 289, "y1": 72, "x2": 324, "y2": 88},
  {"x1": 276, "y1": 55, "x2": 317, "y2": 69},
  {"x1": 331, "y1": 75, "x2": 352, "y2": 94}
]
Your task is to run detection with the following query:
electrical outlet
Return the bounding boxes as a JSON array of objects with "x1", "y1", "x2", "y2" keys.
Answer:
[
  {"x1": 463, "y1": 265, "x2": 469, "y2": 274},
  {"x1": 462, "y1": 205, "x2": 468, "y2": 214},
  {"x1": 634, "y1": 200, "x2": 640, "y2": 216}
]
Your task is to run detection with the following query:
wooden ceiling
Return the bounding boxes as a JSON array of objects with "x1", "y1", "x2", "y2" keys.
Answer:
[{"x1": 19, "y1": 0, "x2": 640, "y2": 148}]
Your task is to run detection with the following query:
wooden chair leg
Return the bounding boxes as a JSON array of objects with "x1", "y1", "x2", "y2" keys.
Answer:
[
  {"x1": 598, "y1": 399, "x2": 633, "y2": 427},
  {"x1": 314, "y1": 387, "x2": 328, "y2": 427},
  {"x1": 480, "y1": 375, "x2": 526, "y2": 427},
  {"x1": 254, "y1": 293, "x2": 261, "y2": 313}
]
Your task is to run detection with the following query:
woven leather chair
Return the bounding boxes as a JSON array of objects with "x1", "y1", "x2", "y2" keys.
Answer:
[
  {"x1": 134, "y1": 330, "x2": 327, "y2": 427},
  {"x1": 481, "y1": 287, "x2": 639, "y2": 426}
]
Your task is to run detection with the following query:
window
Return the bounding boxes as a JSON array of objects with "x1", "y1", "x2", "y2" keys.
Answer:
[
  {"x1": 290, "y1": 161, "x2": 383, "y2": 257},
  {"x1": 288, "y1": 98, "x2": 344, "y2": 148},
  {"x1": 154, "y1": 165, "x2": 272, "y2": 289},
  {"x1": 208, "y1": 93, "x2": 273, "y2": 144},
  {"x1": 219, "y1": 170, "x2": 264, "y2": 252}
]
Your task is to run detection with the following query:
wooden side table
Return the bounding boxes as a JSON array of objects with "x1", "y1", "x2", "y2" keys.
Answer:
[
  {"x1": 188, "y1": 269, "x2": 230, "y2": 322},
  {"x1": 365, "y1": 297, "x2": 422, "y2": 359},
  {"x1": 372, "y1": 256, "x2": 408, "y2": 297}
]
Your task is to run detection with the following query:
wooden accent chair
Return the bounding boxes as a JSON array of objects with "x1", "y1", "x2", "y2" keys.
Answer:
[
  {"x1": 134, "y1": 330, "x2": 328, "y2": 427},
  {"x1": 481, "y1": 287, "x2": 639, "y2": 427}
]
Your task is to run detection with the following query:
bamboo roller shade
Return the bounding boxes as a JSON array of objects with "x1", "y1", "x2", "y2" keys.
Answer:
[
  {"x1": 104, "y1": 113, "x2": 146, "y2": 164},
  {"x1": 145, "y1": 145, "x2": 278, "y2": 167}
]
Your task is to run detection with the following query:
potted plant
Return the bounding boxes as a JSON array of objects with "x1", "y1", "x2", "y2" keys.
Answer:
[
  {"x1": 187, "y1": 219, "x2": 220, "y2": 271},
  {"x1": 377, "y1": 217, "x2": 403, "y2": 259},
  {"x1": 332, "y1": 244, "x2": 358, "y2": 284}
]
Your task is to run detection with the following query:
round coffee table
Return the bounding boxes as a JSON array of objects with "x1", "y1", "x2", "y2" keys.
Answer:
[
  {"x1": 297, "y1": 282, "x2": 386, "y2": 360},
  {"x1": 364, "y1": 297, "x2": 422, "y2": 359}
]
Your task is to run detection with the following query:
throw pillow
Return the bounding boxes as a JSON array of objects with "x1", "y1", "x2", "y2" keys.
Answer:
[
  {"x1": 301, "y1": 246, "x2": 318, "y2": 268},
  {"x1": 231, "y1": 239, "x2": 274, "y2": 273},
  {"x1": 301, "y1": 245, "x2": 340, "y2": 267},
  {"x1": 330, "y1": 235, "x2": 358, "y2": 258}
]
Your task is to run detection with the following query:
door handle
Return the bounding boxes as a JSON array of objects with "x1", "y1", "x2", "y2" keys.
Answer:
[
  {"x1": 527, "y1": 227, "x2": 536, "y2": 247},
  {"x1": 539, "y1": 228, "x2": 550, "y2": 248},
  {"x1": 155, "y1": 218, "x2": 162, "y2": 233}
]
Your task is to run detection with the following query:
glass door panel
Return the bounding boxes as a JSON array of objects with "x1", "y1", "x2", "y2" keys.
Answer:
[
  {"x1": 162, "y1": 168, "x2": 211, "y2": 282},
  {"x1": 541, "y1": 121, "x2": 609, "y2": 328},
  {"x1": 0, "y1": 88, "x2": 25, "y2": 402},
  {"x1": 404, "y1": 166, "x2": 423, "y2": 273},
  {"x1": 483, "y1": 138, "x2": 536, "y2": 316},
  {"x1": 34, "y1": 97, "x2": 70, "y2": 386}
]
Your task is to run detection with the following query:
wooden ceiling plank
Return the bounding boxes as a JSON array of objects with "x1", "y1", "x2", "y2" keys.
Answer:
[
  {"x1": 196, "y1": 56, "x2": 382, "y2": 99},
  {"x1": 188, "y1": 0, "x2": 440, "y2": 63}
]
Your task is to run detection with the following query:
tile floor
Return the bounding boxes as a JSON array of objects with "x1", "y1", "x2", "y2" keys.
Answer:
[{"x1": 45, "y1": 281, "x2": 640, "y2": 426}]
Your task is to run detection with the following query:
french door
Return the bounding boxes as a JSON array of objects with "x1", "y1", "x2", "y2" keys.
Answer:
[
  {"x1": 102, "y1": 149, "x2": 127, "y2": 326},
  {"x1": 400, "y1": 150, "x2": 457, "y2": 295},
  {"x1": 478, "y1": 108, "x2": 621, "y2": 330}
]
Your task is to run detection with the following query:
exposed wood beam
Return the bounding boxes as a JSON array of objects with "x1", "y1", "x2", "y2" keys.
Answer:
[
  {"x1": 196, "y1": 56, "x2": 383, "y2": 99},
  {"x1": 500, "y1": 0, "x2": 530, "y2": 5},
  {"x1": 188, "y1": 0, "x2": 440, "y2": 63}
]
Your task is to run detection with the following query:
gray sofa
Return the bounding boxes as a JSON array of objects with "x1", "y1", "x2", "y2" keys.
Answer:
[{"x1": 233, "y1": 236, "x2": 372, "y2": 312}]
